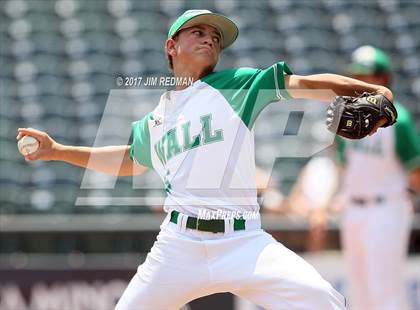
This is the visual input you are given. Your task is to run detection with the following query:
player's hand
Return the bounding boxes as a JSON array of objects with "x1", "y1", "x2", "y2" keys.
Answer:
[
  {"x1": 377, "y1": 86, "x2": 393, "y2": 103},
  {"x1": 326, "y1": 92, "x2": 397, "y2": 140},
  {"x1": 368, "y1": 86, "x2": 393, "y2": 135},
  {"x1": 16, "y1": 128, "x2": 61, "y2": 161}
]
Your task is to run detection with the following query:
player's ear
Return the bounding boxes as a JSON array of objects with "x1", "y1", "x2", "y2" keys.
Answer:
[{"x1": 166, "y1": 38, "x2": 177, "y2": 57}]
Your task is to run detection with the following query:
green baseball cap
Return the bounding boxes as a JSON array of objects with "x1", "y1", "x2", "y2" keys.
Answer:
[
  {"x1": 167, "y1": 9, "x2": 239, "y2": 49},
  {"x1": 348, "y1": 45, "x2": 391, "y2": 75}
]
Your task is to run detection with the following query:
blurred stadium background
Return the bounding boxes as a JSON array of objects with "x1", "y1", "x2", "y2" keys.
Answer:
[{"x1": 1, "y1": 0, "x2": 419, "y2": 309}]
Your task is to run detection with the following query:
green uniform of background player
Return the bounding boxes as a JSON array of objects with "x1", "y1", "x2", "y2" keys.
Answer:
[{"x1": 336, "y1": 45, "x2": 420, "y2": 309}]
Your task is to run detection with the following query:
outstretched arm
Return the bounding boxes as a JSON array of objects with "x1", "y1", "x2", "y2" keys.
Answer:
[
  {"x1": 16, "y1": 128, "x2": 147, "y2": 176},
  {"x1": 285, "y1": 73, "x2": 394, "y2": 133},
  {"x1": 285, "y1": 73, "x2": 393, "y2": 102}
]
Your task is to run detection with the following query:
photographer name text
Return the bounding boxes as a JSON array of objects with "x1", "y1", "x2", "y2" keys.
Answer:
[{"x1": 116, "y1": 76, "x2": 194, "y2": 87}]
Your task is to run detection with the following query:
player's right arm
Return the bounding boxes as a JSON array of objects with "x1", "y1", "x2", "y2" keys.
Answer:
[{"x1": 16, "y1": 128, "x2": 147, "y2": 176}]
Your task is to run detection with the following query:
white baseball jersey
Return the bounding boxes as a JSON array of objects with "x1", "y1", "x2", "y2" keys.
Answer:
[
  {"x1": 130, "y1": 62, "x2": 293, "y2": 217},
  {"x1": 118, "y1": 63, "x2": 346, "y2": 310}
]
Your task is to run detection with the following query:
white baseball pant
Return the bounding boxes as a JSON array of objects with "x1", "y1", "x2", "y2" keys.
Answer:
[
  {"x1": 341, "y1": 199, "x2": 412, "y2": 309},
  {"x1": 116, "y1": 213, "x2": 346, "y2": 310}
]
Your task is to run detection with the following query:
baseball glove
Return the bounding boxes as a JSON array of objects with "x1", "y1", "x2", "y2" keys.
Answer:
[{"x1": 326, "y1": 92, "x2": 398, "y2": 139}]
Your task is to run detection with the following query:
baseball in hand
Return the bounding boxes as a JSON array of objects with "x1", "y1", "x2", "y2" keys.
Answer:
[{"x1": 18, "y1": 135, "x2": 40, "y2": 156}]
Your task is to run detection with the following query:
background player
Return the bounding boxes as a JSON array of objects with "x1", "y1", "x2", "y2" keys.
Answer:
[
  {"x1": 285, "y1": 152, "x2": 339, "y2": 252},
  {"x1": 336, "y1": 45, "x2": 420, "y2": 309},
  {"x1": 17, "y1": 10, "x2": 395, "y2": 309}
]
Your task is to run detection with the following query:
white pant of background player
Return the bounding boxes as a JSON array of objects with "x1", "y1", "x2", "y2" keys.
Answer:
[
  {"x1": 116, "y1": 213, "x2": 346, "y2": 310},
  {"x1": 341, "y1": 197, "x2": 412, "y2": 309}
]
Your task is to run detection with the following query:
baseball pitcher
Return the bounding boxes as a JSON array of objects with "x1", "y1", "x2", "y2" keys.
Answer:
[{"x1": 17, "y1": 11, "x2": 398, "y2": 309}]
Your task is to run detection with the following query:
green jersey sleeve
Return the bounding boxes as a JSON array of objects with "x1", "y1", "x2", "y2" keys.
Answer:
[
  {"x1": 130, "y1": 112, "x2": 153, "y2": 168},
  {"x1": 335, "y1": 136, "x2": 347, "y2": 164},
  {"x1": 201, "y1": 61, "x2": 293, "y2": 129},
  {"x1": 394, "y1": 103, "x2": 420, "y2": 171}
]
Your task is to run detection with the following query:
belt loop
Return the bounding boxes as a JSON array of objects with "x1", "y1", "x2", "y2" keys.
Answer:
[
  {"x1": 176, "y1": 214, "x2": 185, "y2": 231},
  {"x1": 224, "y1": 218, "x2": 233, "y2": 234},
  {"x1": 182, "y1": 214, "x2": 189, "y2": 232}
]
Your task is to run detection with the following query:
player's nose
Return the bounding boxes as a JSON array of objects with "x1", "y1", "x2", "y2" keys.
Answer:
[{"x1": 201, "y1": 34, "x2": 214, "y2": 48}]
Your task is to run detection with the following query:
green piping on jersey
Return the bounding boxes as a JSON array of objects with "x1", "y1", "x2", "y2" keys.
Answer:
[
  {"x1": 164, "y1": 170, "x2": 172, "y2": 193},
  {"x1": 335, "y1": 136, "x2": 346, "y2": 164},
  {"x1": 201, "y1": 61, "x2": 293, "y2": 129},
  {"x1": 130, "y1": 113, "x2": 153, "y2": 168},
  {"x1": 394, "y1": 102, "x2": 420, "y2": 171}
]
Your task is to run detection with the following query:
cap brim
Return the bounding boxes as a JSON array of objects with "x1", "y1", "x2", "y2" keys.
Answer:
[{"x1": 176, "y1": 13, "x2": 238, "y2": 49}]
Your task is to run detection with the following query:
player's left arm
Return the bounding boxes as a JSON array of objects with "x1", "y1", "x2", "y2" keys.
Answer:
[
  {"x1": 284, "y1": 74, "x2": 393, "y2": 130},
  {"x1": 284, "y1": 74, "x2": 393, "y2": 103}
]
